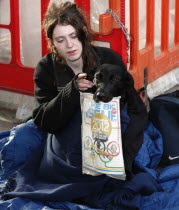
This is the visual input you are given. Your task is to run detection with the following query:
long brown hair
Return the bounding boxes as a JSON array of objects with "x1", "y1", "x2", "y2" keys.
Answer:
[{"x1": 43, "y1": 1, "x2": 96, "y2": 72}]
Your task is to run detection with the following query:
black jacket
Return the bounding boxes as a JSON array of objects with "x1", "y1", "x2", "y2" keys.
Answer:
[
  {"x1": 33, "y1": 46, "x2": 126, "y2": 134},
  {"x1": 33, "y1": 45, "x2": 148, "y2": 174}
]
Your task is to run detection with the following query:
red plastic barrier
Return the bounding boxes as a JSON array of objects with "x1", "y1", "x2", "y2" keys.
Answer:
[
  {"x1": 0, "y1": 0, "x2": 34, "y2": 95},
  {"x1": 129, "y1": 0, "x2": 179, "y2": 90},
  {"x1": 0, "y1": 0, "x2": 127, "y2": 95},
  {"x1": 1, "y1": 0, "x2": 178, "y2": 95}
]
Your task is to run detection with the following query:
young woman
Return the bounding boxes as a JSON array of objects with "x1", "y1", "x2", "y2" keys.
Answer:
[
  {"x1": 2, "y1": 2, "x2": 161, "y2": 209},
  {"x1": 32, "y1": 1, "x2": 126, "y2": 134}
]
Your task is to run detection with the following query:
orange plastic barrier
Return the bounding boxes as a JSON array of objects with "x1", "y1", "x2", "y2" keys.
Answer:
[
  {"x1": 92, "y1": 0, "x2": 128, "y2": 65},
  {"x1": 109, "y1": 0, "x2": 121, "y2": 28},
  {"x1": 129, "y1": 0, "x2": 179, "y2": 90},
  {"x1": 99, "y1": 13, "x2": 113, "y2": 35},
  {"x1": 0, "y1": 0, "x2": 178, "y2": 94}
]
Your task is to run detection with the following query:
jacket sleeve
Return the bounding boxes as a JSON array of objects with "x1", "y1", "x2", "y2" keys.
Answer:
[{"x1": 32, "y1": 60, "x2": 80, "y2": 134}]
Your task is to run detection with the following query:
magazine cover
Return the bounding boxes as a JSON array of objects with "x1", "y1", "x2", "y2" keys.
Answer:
[{"x1": 80, "y1": 93, "x2": 126, "y2": 180}]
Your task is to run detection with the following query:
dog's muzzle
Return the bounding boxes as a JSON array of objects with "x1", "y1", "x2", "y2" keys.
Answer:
[{"x1": 93, "y1": 90, "x2": 113, "y2": 103}]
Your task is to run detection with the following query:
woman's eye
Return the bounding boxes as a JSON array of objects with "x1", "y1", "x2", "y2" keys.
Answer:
[
  {"x1": 71, "y1": 35, "x2": 77, "y2": 39},
  {"x1": 57, "y1": 39, "x2": 64, "y2": 43}
]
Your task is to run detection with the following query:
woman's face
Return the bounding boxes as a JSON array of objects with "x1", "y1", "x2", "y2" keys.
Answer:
[{"x1": 52, "y1": 24, "x2": 83, "y2": 62}]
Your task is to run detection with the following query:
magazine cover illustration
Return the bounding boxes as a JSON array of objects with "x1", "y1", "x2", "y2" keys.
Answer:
[{"x1": 80, "y1": 93, "x2": 126, "y2": 180}]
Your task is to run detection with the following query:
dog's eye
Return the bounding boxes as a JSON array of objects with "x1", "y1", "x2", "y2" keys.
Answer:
[
  {"x1": 111, "y1": 76, "x2": 120, "y2": 83},
  {"x1": 95, "y1": 73, "x2": 102, "y2": 81}
]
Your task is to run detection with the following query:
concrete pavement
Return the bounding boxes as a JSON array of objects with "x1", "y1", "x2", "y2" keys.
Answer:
[{"x1": 0, "y1": 106, "x2": 19, "y2": 132}]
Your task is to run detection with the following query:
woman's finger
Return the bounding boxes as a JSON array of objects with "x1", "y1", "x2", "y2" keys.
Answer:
[{"x1": 76, "y1": 73, "x2": 94, "y2": 91}]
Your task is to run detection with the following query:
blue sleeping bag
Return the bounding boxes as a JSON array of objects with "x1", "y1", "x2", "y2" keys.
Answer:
[{"x1": 0, "y1": 108, "x2": 179, "y2": 209}]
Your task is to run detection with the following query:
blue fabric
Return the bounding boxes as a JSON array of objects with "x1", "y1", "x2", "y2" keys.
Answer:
[
  {"x1": 0, "y1": 120, "x2": 45, "y2": 180},
  {"x1": 1, "y1": 110, "x2": 161, "y2": 209},
  {"x1": 0, "y1": 131, "x2": 10, "y2": 154},
  {"x1": 134, "y1": 122, "x2": 163, "y2": 180},
  {"x1": 0, "y1": 110, "x2": 178, "y2": 209},
  {"x1": 0, "y1": 198, "x2": 100, "y2": 210}
]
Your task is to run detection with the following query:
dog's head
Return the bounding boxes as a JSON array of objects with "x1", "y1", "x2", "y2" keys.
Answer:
[{"x1": 93, "y1": 64, "x2": 134, "y2": 103}]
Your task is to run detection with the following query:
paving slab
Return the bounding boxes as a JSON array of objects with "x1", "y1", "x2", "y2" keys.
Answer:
[{"x1": 0, "y1": 107, "x2": 19, "y2": 132}]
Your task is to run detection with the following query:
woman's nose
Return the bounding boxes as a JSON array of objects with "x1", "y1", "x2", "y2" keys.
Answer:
[{"x1": 66, "y1": 38, "x2": 73, "y2": 48}]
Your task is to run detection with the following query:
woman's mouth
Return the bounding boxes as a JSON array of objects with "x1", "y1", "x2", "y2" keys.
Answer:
[{"x1": 67, "y1": 50, "x2": 76, "y2": 55}]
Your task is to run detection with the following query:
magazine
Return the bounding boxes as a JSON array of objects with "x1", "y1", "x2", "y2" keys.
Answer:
[{"x1": 80, "y1": 93, "x2": 126, "y2": 180}]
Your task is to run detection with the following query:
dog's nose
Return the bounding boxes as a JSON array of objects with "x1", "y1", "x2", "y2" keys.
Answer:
[{"x1": 96, "y1": 92, "x2": 106, "y2": 102}]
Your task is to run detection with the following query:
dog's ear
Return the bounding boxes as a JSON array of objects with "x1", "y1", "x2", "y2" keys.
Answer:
[{"x1": 126, "y1": 72, "x2": 134, "y2": 88}]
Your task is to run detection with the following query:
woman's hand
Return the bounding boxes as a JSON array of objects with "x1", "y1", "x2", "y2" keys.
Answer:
[{"x1": 76, "y1": 73, "x2": 94, "y2": 91}]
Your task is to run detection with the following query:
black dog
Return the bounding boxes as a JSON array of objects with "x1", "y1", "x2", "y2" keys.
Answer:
[
  {"x1": 87, "y1": 64, "x2": 148, "y2": 177},
  {"x1": 92, "y1": 64, "x2": 133, "y2": 104}
]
